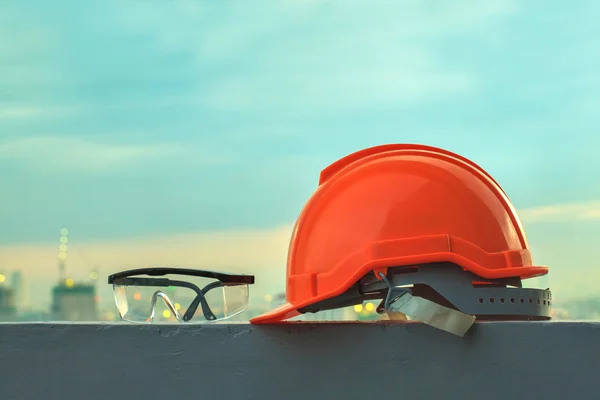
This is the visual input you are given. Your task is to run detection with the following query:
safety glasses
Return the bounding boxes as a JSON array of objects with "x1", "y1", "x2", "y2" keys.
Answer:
[{"x1": 107, "y1": 268, "x2": 255, "y2": 324}]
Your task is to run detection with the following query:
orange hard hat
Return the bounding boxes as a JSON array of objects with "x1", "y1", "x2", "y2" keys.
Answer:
[{"x1": 250, "y1": 144, "x2": 549, "y2": 324}]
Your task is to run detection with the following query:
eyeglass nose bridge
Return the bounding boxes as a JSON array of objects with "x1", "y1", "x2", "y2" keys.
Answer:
[{"x1": 150, "y1": 290, "x2": 183, "y2": 322}]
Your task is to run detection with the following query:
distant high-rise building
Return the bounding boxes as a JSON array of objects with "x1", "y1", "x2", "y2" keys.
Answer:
[
  {"x1": 50, "y1": 228, "x2": 98, "y2": 321},
  {"x1": 10, "y1": 271, "x2": 28, "y2": 311},
  {"x1": 51, "y1": 281, "x2": 98, "y2": 321},
  {"x1": 0, "y1": 285, "x2": 17, "y2": 321}
]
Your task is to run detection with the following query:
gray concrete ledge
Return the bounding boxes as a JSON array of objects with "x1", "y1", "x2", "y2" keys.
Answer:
[{"x1": 0, "y1": 321, "x2": 598, "y2": 400}]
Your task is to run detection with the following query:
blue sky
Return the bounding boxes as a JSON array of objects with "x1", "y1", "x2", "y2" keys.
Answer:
[{"x1": 1, "y1": 0, "x2": 599, "y2": 308}]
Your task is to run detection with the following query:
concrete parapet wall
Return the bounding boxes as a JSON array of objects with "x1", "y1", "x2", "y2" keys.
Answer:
[{"x1": 0, "y1": 321, "x2": 598, "y2": 400}]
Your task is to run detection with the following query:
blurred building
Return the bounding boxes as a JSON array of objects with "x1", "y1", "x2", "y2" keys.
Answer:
[
  {"x1": 50, "y1": 228, "x2": 99, "y2": 321},
  {"x1": 51, "y1": 281, "x2": 98, "y2": 321},
  {"x1": 10, "y1": 271, "x2": 28, "y2": 311},
  {"x1": 0, "y1": 285, "x2": 17, "y2": 321}
]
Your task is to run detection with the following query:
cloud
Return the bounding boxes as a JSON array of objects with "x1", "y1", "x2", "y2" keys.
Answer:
[
  {"x1": 201, "y1": 54, "x2": 476, "y2": 113},
  {"x1": 194, "y1": 0, "x2": 515, "y2": 113},
  {"x1": 518, "y1": 201, "x2": 600, "y2": 223},
  {"x1": 49, "y1": 0, "x2": 516, "y2": 115},
  {"x1": 0, "y1": 136, "x2": 186, "y2": 171},
  {"x1": 0, "y1": 0, "x2": 523, "y2": 124},
  {"x1": 0, "y1": 106, "x2": 78, "y2": 119}
]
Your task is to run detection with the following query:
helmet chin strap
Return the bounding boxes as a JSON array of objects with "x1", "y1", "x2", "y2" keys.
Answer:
[
  {"x1": 377, "y1": 272, "x2": 476, "y2": 337},
  {"x1": 383, "y1": 311, "x2": 409, "y2": 321}
]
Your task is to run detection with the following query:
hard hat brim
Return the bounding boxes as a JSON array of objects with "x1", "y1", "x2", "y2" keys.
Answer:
[{"x1": 250, "y1": 302, "x2": 299, "y2": 324}]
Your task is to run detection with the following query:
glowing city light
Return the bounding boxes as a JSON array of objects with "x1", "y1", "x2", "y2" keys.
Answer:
[
  {"x1": 133, "y1": 292, "x2": 141, "y2": 301},
  {"x1": 353, "y1": 304, "x2": 363, "y2": 312},
  {"x1": 65, "y1": 278, "x2": 75, "y2": 287},
  {"x1": 162, "y1": 310, "x2": 171, "y2": 318},
  {"x1": 0, "y1": 274, "x2": 5, "y2": 283},
  {"x1": 365, "y1": 302, "x2": 375, "y2": 312},
  {"x1": 175, "y1": 303, "x2": 181, "y2": 310}
]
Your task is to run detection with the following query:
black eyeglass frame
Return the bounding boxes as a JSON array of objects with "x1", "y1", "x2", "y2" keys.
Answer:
[{"x1": 108, "y1": 267, "x2": 255, "y2": 322}]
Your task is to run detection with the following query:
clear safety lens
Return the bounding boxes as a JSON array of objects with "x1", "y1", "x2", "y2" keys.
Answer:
[{"x1": 112, "y1": 274, "x2": 249, "y2": 324}]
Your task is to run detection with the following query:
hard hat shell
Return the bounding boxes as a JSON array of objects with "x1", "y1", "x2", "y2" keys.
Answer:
[{"x1": 250, "y1": 144, "x2": 548, "y2": 324}]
